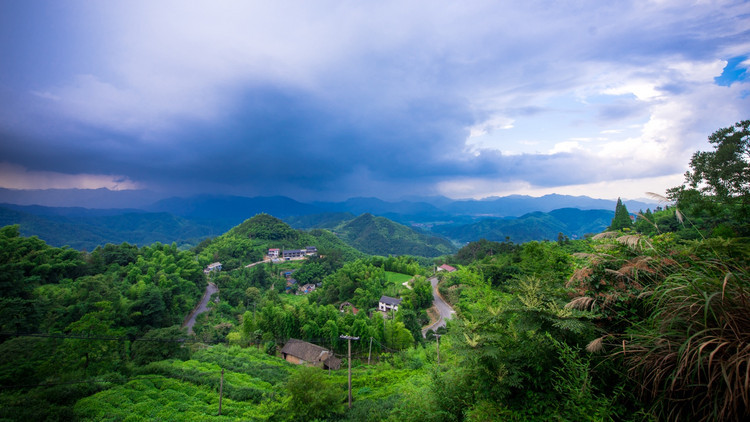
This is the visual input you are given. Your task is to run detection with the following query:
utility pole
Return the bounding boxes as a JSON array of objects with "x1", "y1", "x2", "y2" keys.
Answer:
[
  {"x1": 367, "y1": 337, "x2": 373, "y2": 365},
  {"x1": 340, "y1": 335, "x2": 359, "y2": 408},
  {"x1": 435, "y1": 334, "x2": 441, "y2": 366}
]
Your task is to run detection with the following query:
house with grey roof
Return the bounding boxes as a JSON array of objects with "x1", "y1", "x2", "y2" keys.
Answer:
[
  {"x1": 280, "y1": 338, "x2": 341, "y2": 370},
  {"x1": 378, "y1": 295, "x2": 402, "y2": 313}
]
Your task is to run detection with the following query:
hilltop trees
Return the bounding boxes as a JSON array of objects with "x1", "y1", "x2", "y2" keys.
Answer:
[{"x1": 608, "y1": 198, "x2": 633, "y2": 231}]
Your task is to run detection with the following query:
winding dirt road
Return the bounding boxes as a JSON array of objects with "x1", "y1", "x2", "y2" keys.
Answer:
[
  {"x1": 182, "y1": 281, "x2": 218, "y2": 334},
  {"x1": 422, "y1": 277, "x2": 455, "y2": 337}
]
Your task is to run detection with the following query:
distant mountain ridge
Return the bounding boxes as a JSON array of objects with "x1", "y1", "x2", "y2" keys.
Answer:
[
  {"x1": 0, "y1": 191, "x2": 657, "y2": 252},
  {"x1": 433, "y1": 208, "x2": 615, "y2": 244},
  {"x1": 0, "y1": 205, "x2": 221, "y2": 250},
  {"x1": 147, "y1": 195, "x2": 323, "y2": 220}
]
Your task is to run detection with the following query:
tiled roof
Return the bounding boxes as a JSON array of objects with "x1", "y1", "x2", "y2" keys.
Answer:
[
  {"x1": 379, "y1": 295, "x2": 402, "y2": 306},
  {"x1": 281, "y1": 338, "x2": 340, "y2": 369}
]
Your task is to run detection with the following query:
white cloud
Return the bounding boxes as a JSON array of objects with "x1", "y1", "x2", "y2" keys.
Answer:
[
  {"x1": 549, "y1": 141, "x2": 583, "y2": 154},
  {"x1": 437, "y1": 173, "x2": 686, "y2": 201},
  {"x1": 0, "y1": 162, "x2": 140, "y2": 190}
]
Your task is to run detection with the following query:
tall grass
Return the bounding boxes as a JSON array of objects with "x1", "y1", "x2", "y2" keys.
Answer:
[{"x1": 620, "y1": 258, "x2": 750, "y2": 421}]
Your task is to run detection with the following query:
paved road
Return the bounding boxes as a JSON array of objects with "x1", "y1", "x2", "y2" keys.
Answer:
[
  {"x1": 183, "y1": 281, "x2": 218, "y2": 334},
  {"x1": 422, "y1": 277, "x2": 455, "y2": 337}
]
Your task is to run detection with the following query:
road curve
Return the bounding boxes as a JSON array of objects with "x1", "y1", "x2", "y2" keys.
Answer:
[
  {"x1": 422, "y1": 277, "x2": 455, "y2": 337},
  {"x1": 182, "y1": 281, "x2": 218, "y2": 334}
]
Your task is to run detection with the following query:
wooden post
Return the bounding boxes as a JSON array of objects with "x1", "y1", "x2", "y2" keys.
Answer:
[
  {"x1": 340, "y1": 335, "x2": 359, "y2": 409},
  {"x1": 218, "y1": 368, "x2": 224, "y2": 415}
]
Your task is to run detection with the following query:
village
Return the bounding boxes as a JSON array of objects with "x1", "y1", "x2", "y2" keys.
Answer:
[{"x1": 199, "y1": 250, "x2": 459, "y2": 372}]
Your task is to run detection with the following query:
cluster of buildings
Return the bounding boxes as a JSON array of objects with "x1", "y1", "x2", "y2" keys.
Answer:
[{"x1": 268, "y1": 246, "x2": 317, "y2": 261}]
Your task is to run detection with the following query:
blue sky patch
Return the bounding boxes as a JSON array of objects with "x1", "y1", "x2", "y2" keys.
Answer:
[{"x1": 715, "y1": 55, "x2": 749, "y2": 86}]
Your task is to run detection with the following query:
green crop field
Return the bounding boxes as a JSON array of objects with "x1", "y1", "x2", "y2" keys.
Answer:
[{"x1": 385, "y1": 271, "x2": 412, "y2": 286}]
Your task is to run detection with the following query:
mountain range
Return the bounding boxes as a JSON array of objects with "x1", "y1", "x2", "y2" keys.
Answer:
[{"x1": 0, "y1": 191, "x2": 659, "y2": 254}]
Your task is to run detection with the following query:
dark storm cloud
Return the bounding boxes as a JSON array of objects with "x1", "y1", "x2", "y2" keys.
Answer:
[{"x1": 1, "y1": 1, "x2": 748, "y2": 200}]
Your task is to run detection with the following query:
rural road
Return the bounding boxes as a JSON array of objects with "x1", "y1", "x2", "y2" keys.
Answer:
[
  {"x1": 422, "y1": 277, "x2": 455, "y2": 337},
  {"x1": 245, "y1": 258, "x2": 270, "y2": 268},
  {"x1": 183, "y1": 281, "x2": 218, "y2": 334}
]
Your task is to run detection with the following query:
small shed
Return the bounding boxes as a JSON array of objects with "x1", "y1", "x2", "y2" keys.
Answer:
[
  {"x1": 438, "y1": 264, "x2": 457, "y2": 272},
  {"x1": 281, "y1": 338, "x2": 341, "y2": 370}
]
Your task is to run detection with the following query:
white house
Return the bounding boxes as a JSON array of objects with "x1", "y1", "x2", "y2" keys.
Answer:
[
  {"x1": 268, "y1": 248, "x2": 280, "y2": 258},
  {"x1": 378, "y1": 295, "x2": 402, "y2": 313},
  {"x1": 204, "y1": 262, "x2": 222, "y2": 274}
]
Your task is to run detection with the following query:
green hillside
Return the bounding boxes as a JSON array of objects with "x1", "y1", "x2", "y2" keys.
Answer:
[
  {"x1": 332, "y1": 213, "x2": 457, "y2": 257},
  {"x1": 195, "y1": 213, "x2": 364, "y2": 270}
]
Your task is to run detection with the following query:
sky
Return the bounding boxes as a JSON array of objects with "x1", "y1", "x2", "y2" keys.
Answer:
[{"x1": 1, "y1": 0, "x2": 749, "y2": 203}]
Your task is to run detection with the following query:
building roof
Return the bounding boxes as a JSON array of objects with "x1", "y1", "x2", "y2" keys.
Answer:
[
  {"x1": 379, "y1": 295, "x2": 402, "y2": 306},
  {"x1": 439, "y1": 264, "x2": 457, "y2": 272},
  {"x1": 207, "y1": 262, "x2": 222, "y2": 269},
  {"x1": 269, "y1": 248, "x2": 279, "y2": 251},
  {"x1": 281, "y1": 338, "x2": 340, "y2": 370},
  {"x1": 339, "y1": 301, "x2": 359, "y2": 315}
]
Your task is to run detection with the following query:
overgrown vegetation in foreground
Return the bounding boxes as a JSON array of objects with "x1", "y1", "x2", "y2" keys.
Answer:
[{"x1": 1, "y1": 121, "x2": 749, "y2": 421}]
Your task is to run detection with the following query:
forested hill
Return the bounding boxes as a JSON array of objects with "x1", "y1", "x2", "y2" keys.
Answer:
[
  {"x1": 333, "y1": 213, "x2": 457, "y2": 257},
  {"x1": 194, "y1": 214, "x2": 364, "y2": 270},
  {"x1": 0, "y1": 204, "x2": 223, "y2": 250},
  {"x1": 433, "y1": 208, "x2": 615, "y2": 243}
]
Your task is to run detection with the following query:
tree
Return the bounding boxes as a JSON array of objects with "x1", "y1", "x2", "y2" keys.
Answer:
[
  {"x1": 668, "y1": 120, "x2": 750, "y2": 234},
  {"x1": 285, "y1": 366, "x2": 345, "y2": 421},
  {"x1": 685, "y1": 120, "x2": 750, "y2": 202},
  {"x1": 131, "y1": 326, "x2": 189, "y2": 365},
  {"x1": 608, "y1": 198, "x2": 633, "y2": 231},
  {"x1": 634, "y1": 209, "x2": 657, "y2": 235}
]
